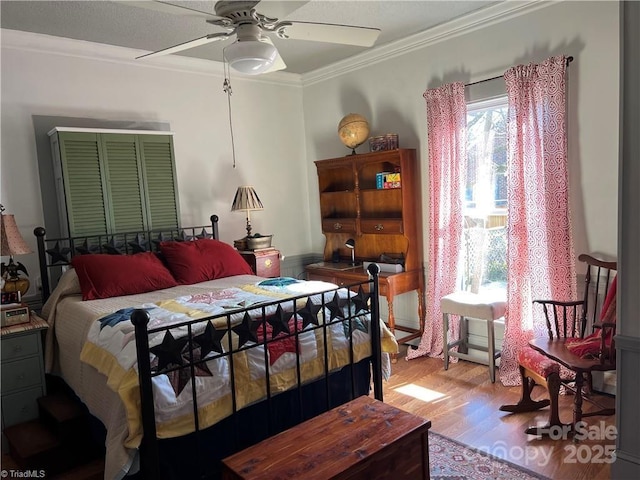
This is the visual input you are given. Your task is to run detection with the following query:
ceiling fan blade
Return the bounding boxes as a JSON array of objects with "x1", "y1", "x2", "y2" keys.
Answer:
[
  {"x1": 255, "y1": 0, "x2": 310, "y2": 20},
  {"x1": 116, "y1": 0, "x2": 221, "y2": 19},
  {"x1": 136, "y1": 33, "x2": 232, "y2": 59},
  {"x1": 278, "y1": 21, "x2": 380, "y2": 47}
]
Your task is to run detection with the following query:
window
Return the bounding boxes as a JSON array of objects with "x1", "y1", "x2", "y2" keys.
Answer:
[{"x1": 460, "y1": 97, "x2": 508, "y2": 293}]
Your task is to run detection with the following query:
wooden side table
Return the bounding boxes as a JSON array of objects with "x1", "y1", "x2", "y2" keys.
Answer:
[
  {"x1": 239, "y1": 248, "x2": 281, "y2": 278},
  {"x1": 222, "y1": 395, "x2": 431, "y2": 479}
]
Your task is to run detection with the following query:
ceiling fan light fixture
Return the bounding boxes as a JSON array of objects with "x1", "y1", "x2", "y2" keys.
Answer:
[{"x1": 225, "y1": 39, "x2": 277, "y2": 75}]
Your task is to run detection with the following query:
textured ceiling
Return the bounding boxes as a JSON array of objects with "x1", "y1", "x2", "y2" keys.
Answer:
[{"x1": 1, "y1": 1, "x2": 499, "y2": 74}]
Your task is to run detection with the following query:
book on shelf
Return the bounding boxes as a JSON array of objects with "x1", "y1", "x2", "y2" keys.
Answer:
[
  {"x1": 376, "y1": 172, "x2": 391, "y2": 189},
  {"x1": 376, "y1": 171, "x2": 401, "y2": 189}
]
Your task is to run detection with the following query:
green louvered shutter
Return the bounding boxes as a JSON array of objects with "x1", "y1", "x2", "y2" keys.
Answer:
[
  {"x1": 57, "y1": 132, "x2": 109, "y2": 236},
  {"x1": 101, "y1": 134, "x2": 147, "y2": 233},
  {"x1": 52, "y1": 130, "x2": 179, "y2": 237},
  {"x1": 139, "y1": 135, "x2": 179, "y2": 230}
]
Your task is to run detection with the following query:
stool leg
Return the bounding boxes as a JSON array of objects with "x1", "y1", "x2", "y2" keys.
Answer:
[
  {"x1": 487, "y1": 319, "x2": 496, "y2": 383},
  {"x1": 459, "y1": 316, "x2": 468, "y2": 354},
  {"x1": 443, "y1": 313, "x2": 449, "y2": 370}
]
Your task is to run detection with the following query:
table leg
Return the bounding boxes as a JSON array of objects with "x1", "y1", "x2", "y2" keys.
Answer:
[
  {"x1": 387, "y1": 293, "x2": 397, "y2": 363},
  {"x1": 417, "y1": 288, "x2": 425, "y2": 334},
  {"x1": 573, "y1": 372, "x2": 584, "y2": 429},
  {"x1": 443, "y1": 313, "x2": 450, "y2": 370},
  {"x1": 487, "y1": 319, "x2": 496, "y2": 383}
]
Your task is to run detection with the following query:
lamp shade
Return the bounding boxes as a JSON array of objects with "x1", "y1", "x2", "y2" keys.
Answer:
[
  {"x1": 231, "y1": 186, "x2": 264, "y2": 212},
  {"x1": 1, "y1": 214, "x2": 32, "y2": 256},
  {"x1": 224, "y1": 40, "x2": 277, "y2": 75}
]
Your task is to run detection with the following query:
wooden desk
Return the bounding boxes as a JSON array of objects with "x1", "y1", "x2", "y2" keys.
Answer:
[
  {"x1": 222, "y1": 395, "x2": 431, "y2": 480},
  {"x1": 306, "y1": 262, "x2": 425, "y2": 348}
]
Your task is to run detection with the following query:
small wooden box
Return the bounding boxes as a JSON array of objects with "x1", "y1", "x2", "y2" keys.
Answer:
[
  {"x1": 240, "y1": 248, "x2": 280, "y2": 278},
  {"x1": 222, "y1": 395, "x2": 431, "y2": 480}
]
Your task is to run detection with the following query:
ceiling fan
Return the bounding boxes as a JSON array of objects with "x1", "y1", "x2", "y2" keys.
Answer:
[{"x1": 129, "y1": 0, "x2": 381, "y2": 75}]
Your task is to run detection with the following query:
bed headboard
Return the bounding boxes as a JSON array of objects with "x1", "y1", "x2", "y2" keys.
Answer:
[{"x1": 34, "y1": 214, "x2": 220, "y2": 303}]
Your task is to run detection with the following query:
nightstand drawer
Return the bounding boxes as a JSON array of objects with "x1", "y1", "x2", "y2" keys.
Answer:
[
  {"x1": 1, "y1": 357, "x2": 43, "y2": 392},
  {"x1": 1, "y1": 333, "x2": 39, "y2": 361},
  {"x1": 1, "y1": 387, "x2": 43, "y2": 427}
]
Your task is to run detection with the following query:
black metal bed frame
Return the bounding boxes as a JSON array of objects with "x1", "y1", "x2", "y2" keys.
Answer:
[{"x1": 34, "y1": 215, "x2": 384, "y2": 480}]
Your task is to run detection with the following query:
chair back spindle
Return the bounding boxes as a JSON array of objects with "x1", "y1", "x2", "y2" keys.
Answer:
[
  {"x1": 536, "y1": 255, "x2": 616, "y2": 342},
  {"x1": 536, "y1": 300, "x2": 582, "y2": 340}
]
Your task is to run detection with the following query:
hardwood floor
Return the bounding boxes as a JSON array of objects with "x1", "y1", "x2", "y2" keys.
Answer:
[
  {"x1": 2, "y1": 346, "x2": 615, "y2": 479},
  {"x1": 384, "y1": 345, "x2": 616, "y2": 480}
]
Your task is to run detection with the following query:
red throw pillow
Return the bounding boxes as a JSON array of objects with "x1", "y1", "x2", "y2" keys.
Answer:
[
  {"x1": 159, "y1": 239, "x2": 253, "y2": 285},
  {"x1": 72, "y1": 253, "x2": 178, "y2": 300},
  {"x1": 157, "y1": 241, "x2": 204, "y2": 284}
]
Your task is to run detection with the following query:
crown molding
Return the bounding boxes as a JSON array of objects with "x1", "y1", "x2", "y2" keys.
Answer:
[
  {"x1": 302, "y1": 0, "x2": 554, "y2": 85},
  {"x1": 0, "y1": 29, "x2": 302, "y2": 87}
]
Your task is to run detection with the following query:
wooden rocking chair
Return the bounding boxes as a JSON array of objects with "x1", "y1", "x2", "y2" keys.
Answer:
[{"x1": 499, "y1": 254, "x2": 617, "y2": 435}]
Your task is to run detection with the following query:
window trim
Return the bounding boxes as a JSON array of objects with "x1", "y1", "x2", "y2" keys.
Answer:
[{"x1": 467, "y1": 95, "x2": 508, "y2": 114}]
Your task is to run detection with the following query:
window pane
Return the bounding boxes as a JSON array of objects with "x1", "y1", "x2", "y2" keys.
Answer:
[{"x1": 461, "y1": 99, "x2": 508, "y2": 294}]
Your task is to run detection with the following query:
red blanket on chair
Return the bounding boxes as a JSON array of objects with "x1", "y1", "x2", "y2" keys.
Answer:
[{"x1": 566, "y1": 275, "x2": 617, "y2": 359}]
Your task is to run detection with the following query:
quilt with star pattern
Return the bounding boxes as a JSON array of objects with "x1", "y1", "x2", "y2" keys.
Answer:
[{"x1": 78, "y1": 277, "x2": 396, "y2": 449}]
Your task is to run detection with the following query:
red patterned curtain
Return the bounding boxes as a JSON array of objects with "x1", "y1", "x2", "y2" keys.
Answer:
[
  {"x1": 499, "y1": 56, "x2": 577, "y2": 385},
  {"x1": 407, "y1": 82, "x2": 466, "y2": 360}
]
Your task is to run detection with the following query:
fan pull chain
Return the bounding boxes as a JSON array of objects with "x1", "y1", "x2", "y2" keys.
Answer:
[{"x1": 223, "y1": 57, "x2": 237, "y2": 169}]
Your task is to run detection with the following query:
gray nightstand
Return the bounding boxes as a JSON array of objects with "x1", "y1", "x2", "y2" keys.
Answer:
[{"x1": 1, "y1": 314, "x2": 48, "y2": 451}]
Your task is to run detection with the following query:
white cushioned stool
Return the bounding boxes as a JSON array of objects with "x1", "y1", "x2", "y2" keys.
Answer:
[{"x1": 441, "y1": 291, "x2": 507, "y2": 383}]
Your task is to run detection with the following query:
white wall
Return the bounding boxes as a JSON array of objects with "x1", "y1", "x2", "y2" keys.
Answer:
[
  {"x1": 302, "y1": 0, "x2": 620, "y2": 328},
  {"x1": 0, "y1": 32, "x2": 309, "y2": 297}
]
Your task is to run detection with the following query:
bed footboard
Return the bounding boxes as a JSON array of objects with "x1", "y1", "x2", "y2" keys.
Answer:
[{"x1": 132, "y1": 265, "x2": 382, "y2": 480}]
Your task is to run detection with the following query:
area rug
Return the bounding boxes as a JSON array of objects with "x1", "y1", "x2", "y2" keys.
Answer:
[{"x1": 429, "y1": 432, "x2": 549, "y2": 480}]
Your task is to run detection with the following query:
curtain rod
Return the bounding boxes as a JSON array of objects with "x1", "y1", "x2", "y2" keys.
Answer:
[{"x1": 465, "y1": 56, "x2": 574, "y2": 88}]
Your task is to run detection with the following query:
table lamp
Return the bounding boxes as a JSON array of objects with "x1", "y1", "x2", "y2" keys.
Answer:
[
  {"x1": 231, "y1": 186, "x2": 264, "y2": 238},
  {"x1": 1, "y1": 205, "x2": 33, "y2": 297},
  {"x1": 345, "y1": 238, "x2": 356, "y2": 266}
]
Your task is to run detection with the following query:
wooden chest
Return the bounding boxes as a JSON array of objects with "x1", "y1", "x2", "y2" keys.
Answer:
[{"x1": 221, "y1": 395, "x2": 431, "y2": 480}]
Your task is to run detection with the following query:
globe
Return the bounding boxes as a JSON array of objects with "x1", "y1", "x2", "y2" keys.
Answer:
[{"x1": 338, "y1": 113, "x2": 370, "y2": 155}]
